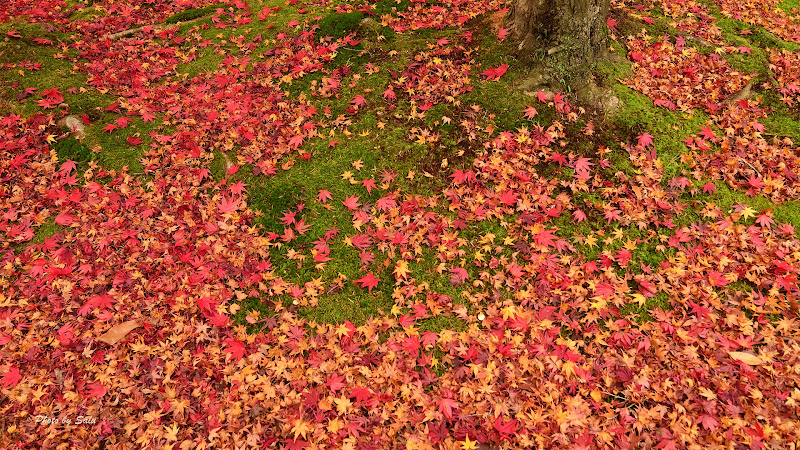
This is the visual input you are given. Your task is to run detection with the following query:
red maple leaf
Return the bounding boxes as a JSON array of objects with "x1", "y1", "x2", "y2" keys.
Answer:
[
  {"x1": 350, "y1": 385, "x2": 373, "y2": 403},
  {"x1": 317, "y1": 190, "x2": 332, "y2": 204},
  {"x1": 523, "y1": 106, "x2": 538, "y2": 119},
  {"x1": 532, "y1": 229, "x2": 556, "y2": 247},
  {"x1": 755, "y1": 213, "x2": 774, "y2": 227},
  {"x1": 288, "y1": 134, "x2": 304, "y2": 149},
  {"x1": 229, "y1": 181, "x2": 247, "y2": 196},
  {"x1": 701, "y1": 182, "x2": 717, "y2": 194},
  {"x1": 482, "y1": 63, "x2": 508, "y2": 81},
  {"x1": 361, "y1": 178, "x2": 376, "y2": 194},
  {"x1": 375, "y1": 196, "x2": 397, "y2": 211},
  {"x1": 126, "y1": 136, "x2": 143, "y2": 146},
  {"x1": 699, "y1": 126, "x2": 716, "y2": 140},
  {"x1": 438, "y1": 397, "x2": 459, "y2": 419},
  {"x1": 356, "y1": 273, "x2": 380, "y2": 293},
  {"x1": 637, "y1": 132, "x2": 654, "y2": 148},
  {"x1": 55, "y1": 213, "x2": 75, "y2": 226},
  {"x1": 342, "y1": 195, "x2": 361, "y2": 210},
  {"x1": 224, "y1": 338, "x2": 247, "y2": 360},
  {"x1": 748, "y1": 174, "x2": 765, "y2": 189},
  {"x1": 1, "y1": 365, "x2": 21, "y2": 387},
  {"x1": 114, "y1": 117, "x2": 130, "y2": 129},
  {"x1": 536, "y1": 90, "x2": 550, "y2": 102},
  {"x1": 708, "y1": 271, "x2": 730, "y2": 287},
  {"x1": 698, "y1": 414, "x2": 719, "y2": 431},
  {"x1": 494, "y1": 416, "x2": 518, "y2": 437},
  {"x1": 498, "y1": 189, "x2": 518, "y2": 206},
  {"x1": 359, "y1": 251, "x2": 375, "y2": 266},
  {"x1": 574, "y1": 157, "x2": 594, "y2": 173},
  {"x1": 141, "y1": 111, "x2": 156, "y2": 123},
  {"x1": 326, "y1": 373, "x2": 346, "y2": 392},
  {"x1": 449, "y1": 267, "x2": 469, "y2": 286},
  {"x1": 603, "y1": 209, "x2": 622, "y2": 222},
  {"x1": 218, "y1": 196, "x2": 240, "y2": 214},
  {"x1": 85, "y1": 382, "x2": 108, "y2": 399},
  {"x1": 497, "y1": 27, "x2": 510, "y2": 42},
  {"x1": 350, "y1": 233, "x2": 372, "y2": 250},
  {"x1": 351, "y1": 95, "x2": 366, "y2": 107},
  {"x1": 507, "y1": 263, "x2": 525, "y2": 278}
]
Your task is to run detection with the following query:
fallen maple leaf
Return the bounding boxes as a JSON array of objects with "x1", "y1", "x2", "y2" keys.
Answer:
[
  {"x1": 356, "y1": 273, "x2": 380, "y2": 293},
  {"x1": 438, "y1": 397, "x2": 459, "y2": 419},
  {"x1": 449, "y1": 267, "x2": 469, "y2": 286},
  {"x1": 497, "y1": 27, "x2": 510, "y2": 42},
  {"x1": 637, "y1": 132, "x2": 654, "y2": 148},
  {"x1": 126, "y1": 136, "x2": 143, "y2": 146},
  {"x1": 342, "y1": 195, "x2": 361, "y2": 210},
  {"x1": 218, "y1": 196, "x2": 240, "y2": 214},
  {"x1": 288, "y1": 134, "x2": 304, "y2": 149},
  {"x1": 351, "y1": 95, "x2": 366, "y2": 107},
  {"x1": 317, "y1": 190, "x2": 332, "y2": 204},
  {"x1": 574, "y1": 157, "x2": 594, "y2": 173},
  {"x1": 393, "y1": 260, "x2": 411, "y2": 280},
  {"x1": 482, "y1": 63, "x2": 508, "y2": 81},
  {"x1": 536, "y1": 90, "x2": 550, "y2": 102},
  {"x1": 55, "y1": 213, "x2": 75, "y2": 226},
  {"x1": 1, "y1": 365, "x2": 22, "y2": 387},
  {"x1": 224, "y1": 338, "x2": 247, "y2": 360},
  {"x1": 701, "y1": 182, "x2": 717, "y2": 194}
]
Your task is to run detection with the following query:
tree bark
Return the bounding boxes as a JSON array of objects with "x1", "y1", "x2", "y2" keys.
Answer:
[{"x1": 511, "y1": 0, "x2": 610, "y2": 68}]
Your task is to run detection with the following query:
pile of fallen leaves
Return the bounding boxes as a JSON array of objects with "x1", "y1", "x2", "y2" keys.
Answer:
[
  {"x1": 2, "y1": 0, "x2": 800, "y2": 448},
  {"x1": 623, "y1": 32, "x2": 800, "y2": 201}
]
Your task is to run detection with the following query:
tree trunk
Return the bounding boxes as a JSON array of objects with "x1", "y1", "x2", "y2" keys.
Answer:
[{"x1": 511, "y1": 0, "x2": 610, "y2": 68}]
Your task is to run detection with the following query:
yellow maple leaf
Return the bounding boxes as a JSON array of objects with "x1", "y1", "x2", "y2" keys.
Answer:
[
  {"x1": 460, "y1": 436, "x2": 478, "y2": 450},
  {"x1": 164, "y1": 423, "x2": 180, "y2": 441},
  {"x1": 739, "y1": 206, "x2": 757, "y2": 221},
  {"x1": 291, "y1": 419, "x2": 313, "y2": 440},
  {"x1": 393, "y1": 260, "x2": 411, "y2": 280}
]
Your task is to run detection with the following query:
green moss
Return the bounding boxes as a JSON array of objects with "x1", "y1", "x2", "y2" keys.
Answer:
[
  {"x1": 164, "y1": 4, "x2": 224, "y2": 24},
  {"x1": 30, "y1": 217, "x2": 60, "y2": 245},
  {"x1": 371, "y1": 0, "x2": 412, "y2": 16},
  {"x1": 53, "y1": 135, "x2": 93, "y2": 167},
  {"x1": 619, "y1": 291, "x2": 670, "y2": 323},
  {"x1": 318, "y1": 12, "x2": 364, "y2": 39}
]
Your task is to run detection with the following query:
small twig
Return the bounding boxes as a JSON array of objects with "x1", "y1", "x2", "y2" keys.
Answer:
[
  {"x1": 602, "y1": 390, "x2": 628, "y2": 401},
  {"x1": 675, "y1": 31, "x2": 712, "y2": 48},
  {"x1": 738, "y1": 157, "x2": 762, "y2": 178},
  {"x1": 105, "y1": 25, "x2": 165, "y2": 41},
  {"x1": 103, "y1": 13, "x2": 213, "y2": 40}
]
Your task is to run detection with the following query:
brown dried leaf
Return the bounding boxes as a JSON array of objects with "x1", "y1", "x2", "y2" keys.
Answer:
[
  {"x1": 97, "y1": 320, "x2": 142, "y2": 345},
  {"x1": 728, "y1": 351, "x2": 763, "y2": 366}
]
